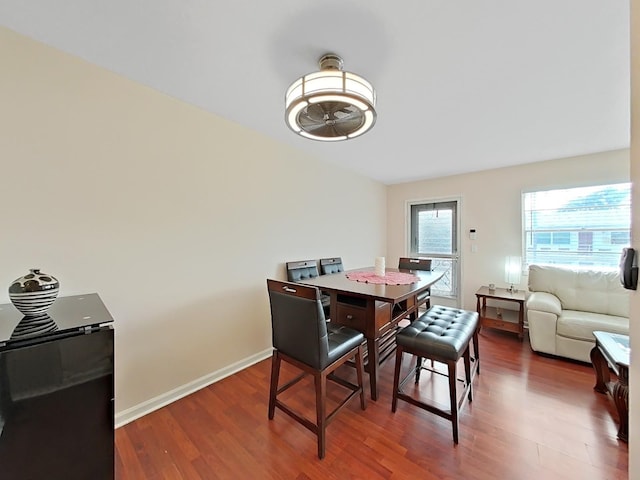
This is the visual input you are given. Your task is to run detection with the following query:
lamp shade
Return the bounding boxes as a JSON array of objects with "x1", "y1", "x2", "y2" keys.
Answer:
[{"x1": 504, "y1": 256, "x2": 522, "y2": 285}]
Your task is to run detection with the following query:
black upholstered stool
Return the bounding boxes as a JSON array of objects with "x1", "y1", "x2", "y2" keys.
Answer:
[{"x1": 391, "y1": 305, "x2": 480, "y2": 444}]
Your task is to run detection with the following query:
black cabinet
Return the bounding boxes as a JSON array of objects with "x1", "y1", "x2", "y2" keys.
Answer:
[{"x1": 0, "y1": 294, "x2": 114, "y2": 480}]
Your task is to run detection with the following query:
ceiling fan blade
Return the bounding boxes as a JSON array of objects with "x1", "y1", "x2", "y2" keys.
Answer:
[
  {"x1": 302, "y1": 123, "x2": 343, "y2": 137},
  {"x1": 298, "y1": 114, "x2": 324, "y2": 129},
  {"x1": 296, "y1": 100, "x2": 366, "y2": 137},
  {"x1": 322, "y1": 101, "x2": 353, "y2": 116},
  {"x1": 301, "y1": 103, "x2": 327, "y2": 123},
  {"x1": 333, "y1": 116, "x2": 365, "y2": 135},
  {"x1": 333, "y1": 108, "x2": 360, "y2": 120}
]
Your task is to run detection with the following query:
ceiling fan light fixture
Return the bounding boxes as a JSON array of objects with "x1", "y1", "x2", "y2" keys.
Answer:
[
  {"x1": 347, "y1": 110, "x2": 375, "y2": 139},
  {"x1": 285, "y1": 53, "x2": 377, "y2": 141},
  {"x1": 286, "y1": 101, "x2": 308, "y2": 133},
  {"x1": 300, "y1": 131, "x2": 347, "y2": 142}
]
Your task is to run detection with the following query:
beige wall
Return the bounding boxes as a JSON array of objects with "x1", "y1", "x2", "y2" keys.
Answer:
[
  {"x1": 387, "y1": 150, "x2": 630, "y2": 311},
  {"x1": 0, "y1": 28, "x2": 387, "y2": 423}
]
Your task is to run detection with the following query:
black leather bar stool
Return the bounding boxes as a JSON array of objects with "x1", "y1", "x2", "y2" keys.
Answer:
[
  {"x1": 391, "y1": 305, "x2": 480, "y2": 443},
  {"x1": 286, "y1": 260, "x2": 331, "y2": 318},
  {"x1": 266, "y1": 279, "x2": 366, "y2": 459},
  {"x1": 319, "y1": 257, "x2": 344, "y2": 275},
  {"x1": 398, "y1": 257, "x2": 433, "y2": 316}
]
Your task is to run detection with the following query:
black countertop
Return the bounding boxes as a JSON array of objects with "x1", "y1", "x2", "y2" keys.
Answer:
[{"x1": 0, "y1": 293, "x2": 114, "y2": 347}]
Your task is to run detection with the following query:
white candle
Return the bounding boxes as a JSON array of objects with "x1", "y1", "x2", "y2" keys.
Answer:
[{"x1": 375, "y1": 256, "x2": 386, "y2": 276}]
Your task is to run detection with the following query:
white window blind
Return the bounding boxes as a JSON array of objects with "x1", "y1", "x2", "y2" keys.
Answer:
[{"x1": 523, "y1": 183, "x2": 631, "y2": 268}]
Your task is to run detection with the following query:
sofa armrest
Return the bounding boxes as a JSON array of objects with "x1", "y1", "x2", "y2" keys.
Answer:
[{"x1": 526, "y1": 291, "x2": 562, "y2": 316}]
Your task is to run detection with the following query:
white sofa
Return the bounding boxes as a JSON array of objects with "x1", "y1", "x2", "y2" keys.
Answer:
[{"x1": 526, "y1": 264, "x2": 629, "y2": 363}]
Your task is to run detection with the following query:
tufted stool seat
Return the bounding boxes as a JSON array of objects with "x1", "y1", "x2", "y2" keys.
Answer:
[{"x1": 392, "y1": 305, "x2": 480, "y2": 444}]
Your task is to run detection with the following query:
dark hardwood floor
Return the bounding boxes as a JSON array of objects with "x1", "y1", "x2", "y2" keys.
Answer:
[{"x1": 115, "y1": 329, "x2": 628, "y2": 479}]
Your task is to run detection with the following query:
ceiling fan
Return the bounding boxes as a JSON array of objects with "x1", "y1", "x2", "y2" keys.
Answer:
[{"x1": 284, "y1": 54, "x2": 377, "y2": 141}]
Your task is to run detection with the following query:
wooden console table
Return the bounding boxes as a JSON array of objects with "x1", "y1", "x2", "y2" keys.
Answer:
[
  {"x1": 591, "y1": 330, "x2": 629, "y2": 442},
  {"x1": 475, "y1": 286, "x2": 526, "y2": 340}
]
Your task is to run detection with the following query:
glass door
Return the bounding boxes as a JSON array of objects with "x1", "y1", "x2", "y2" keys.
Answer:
[{"x1": 409, "y1": 199, "x2": 460, "y2": 300}]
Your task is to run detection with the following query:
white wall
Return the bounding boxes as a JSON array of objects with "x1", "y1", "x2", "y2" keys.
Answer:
[
  {"x1": 0, "y1": 27, "x2": 387, "y2": 424},
  {"x1": 387, "y1": 150, "x2": 630, "y2": 311}
]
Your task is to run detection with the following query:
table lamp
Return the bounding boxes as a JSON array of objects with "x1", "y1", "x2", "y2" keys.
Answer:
[{"x1": 504, "y1": 256, "x2": 522, "y2": 293}]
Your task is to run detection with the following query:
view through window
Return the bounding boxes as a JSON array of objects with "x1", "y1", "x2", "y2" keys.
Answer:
[
  {"x1": 523, "y1": 183, "x2": 631, "y2": 269},
  {"x1": 409, "y1": 200, "x2": 458, "y2": 297}
]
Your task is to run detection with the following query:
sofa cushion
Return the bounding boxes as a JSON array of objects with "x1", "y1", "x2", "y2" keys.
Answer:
[
  {"x1": 528, "y1": 265, "x2": 628, "y2": 317},
  {"x1": 556, "y1": 310, "x2": 629, "y2": 341}
]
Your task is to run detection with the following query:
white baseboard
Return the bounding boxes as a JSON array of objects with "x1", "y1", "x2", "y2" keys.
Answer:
[{"x1": 115, "y1": 348, "x2": 273, "y2": 428}]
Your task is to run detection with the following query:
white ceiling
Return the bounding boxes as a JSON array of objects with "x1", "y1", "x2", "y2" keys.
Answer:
[{"x1": 0, "y1": 1, "x2": 630, "y2": 184}]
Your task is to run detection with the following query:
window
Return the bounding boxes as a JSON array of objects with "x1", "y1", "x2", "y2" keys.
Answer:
[
  {"x1": 523, "y1": 183, "x2": 631, "y2": 268},
  {"x1": 409, "y1": 200, "x2": 459, "y2": 297},
  {"x1": 611, "y1": 231, "x2": 630, "y2": 245},
  {"x1": 534, "y1": 232, "x2": 551, "y2": 245},
  {"x1": 552, "y1": 232, "x2": 571, "y2": 245}
]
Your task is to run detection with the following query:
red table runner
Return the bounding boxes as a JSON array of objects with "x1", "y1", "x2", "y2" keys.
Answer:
[{"x1": 346, "y1": 270, "x2": 419, "y2": 285}]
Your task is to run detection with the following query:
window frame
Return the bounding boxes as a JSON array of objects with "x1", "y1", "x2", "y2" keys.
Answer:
[{"x1": 406, "y1": 197, "x2": 461, "y2": 302}]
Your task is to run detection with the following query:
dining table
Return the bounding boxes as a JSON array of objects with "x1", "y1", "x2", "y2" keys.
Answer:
[{"x1": 298, "y1": 266, "x2": 445, "y2": 400}]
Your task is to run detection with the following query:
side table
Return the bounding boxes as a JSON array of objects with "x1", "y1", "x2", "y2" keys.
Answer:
[
  {"x1": 475, "y1": 286, "x2": 526, "y2": 341},
  {"x1": 590, "y1": 330, "x2": 629, "y2": 442}
]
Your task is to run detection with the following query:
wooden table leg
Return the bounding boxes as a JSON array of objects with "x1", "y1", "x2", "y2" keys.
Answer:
[
  {"x1": 590, "y1": 345, "x2": 609, "y2": 394},
  {"x1": 613, "y1": 367, "x2": 629, "y2": 442},
  {"x1": 367, "y1": 337, "x2": 380, "y2": 401},
  {"x1": 517, "y1": 305, "x2": 524, "y2": 342},
  {"x1": 590, "y1": 343, "x2": 629, "y2": 443},
  {"x1": 475, "y1": 296, "x2": 481, "y2": 334}
]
